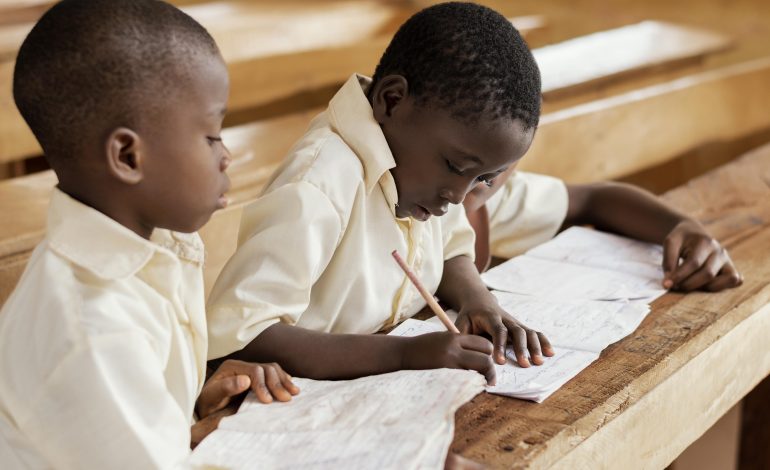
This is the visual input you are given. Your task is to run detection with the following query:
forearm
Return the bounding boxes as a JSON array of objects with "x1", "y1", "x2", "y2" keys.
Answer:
[
  {"x1": 565, "y1": 182, "x2": 690, "y2": 244},
  {"x1": 436, "y1": 255, "x2": 495, "y2": 312},
  {"x1": 227, "y1": 322, "x2": 408, "y2": 380}
]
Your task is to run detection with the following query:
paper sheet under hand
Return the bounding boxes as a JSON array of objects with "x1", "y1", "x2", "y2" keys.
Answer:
[
  {"x1": 390, "y1": 293, "x2": 651, "y2": 402},
  {"x1": 189, "y1": 369, "x2": 485, "y2": 470},
  {"x1": 482, "y1": 226, "x2": 667, "y2": 301}
]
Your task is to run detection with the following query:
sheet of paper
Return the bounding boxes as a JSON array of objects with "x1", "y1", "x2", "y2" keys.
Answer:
[
  {"x1": 482, "y1": 227, "x2": 667, "y2": 301},
  {"x1": 527, "y1": 226, "x2": 664, "y2": 281},
  {"x1": 389, "y1": 319, "x2": 595, "y2": 403},
  {"x1": 189, "y1": 368, "x2": 484, "y2": 470},
  {"x1": 491, "y1": 292, "x2": 650, "y2": 352},
  {"x1": 490, "y1": 348, "x2": 599, "y2": 402},
  {"x1": 482, "y1": 256, "x2": 666, "y2": 300}
]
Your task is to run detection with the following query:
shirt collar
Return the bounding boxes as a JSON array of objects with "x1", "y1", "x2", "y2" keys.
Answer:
[
  {"x1": 47, "y1": 188, "x2": 205, "y2": 280},
  {"x1": 327, "y1": 74, "x2": 398, "y2": 208}
]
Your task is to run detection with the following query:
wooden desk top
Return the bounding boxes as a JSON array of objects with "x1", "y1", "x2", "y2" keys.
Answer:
[{"x1": 451, "y1": 143, "x2": 770, "y2": 468}]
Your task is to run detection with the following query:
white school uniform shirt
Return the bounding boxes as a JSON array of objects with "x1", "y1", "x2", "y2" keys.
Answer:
[
  {"x1": 0, "y1": 189, "x2": 208, "y2": 469},
  {"x1": 206, "y1": 74, "x2": 476, "y2": 358},
  {"x1": 486, "y1": 171, "x2": 569, "y2": 258},
  {"x1": 206, "y1": 74, "x2": 569, "y2": 359}
]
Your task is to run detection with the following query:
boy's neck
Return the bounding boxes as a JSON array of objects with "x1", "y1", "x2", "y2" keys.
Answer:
[{"x1": 57, "y1": 182, "x2": 155, "y2": 240}]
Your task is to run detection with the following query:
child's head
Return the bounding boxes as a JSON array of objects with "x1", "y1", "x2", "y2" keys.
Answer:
[
  {"x1": 368, "y1": 2, "x2": 540, "y2": 221},
  {"x1": 13, "y1": 0, "x2": 231, "y2": 237}
]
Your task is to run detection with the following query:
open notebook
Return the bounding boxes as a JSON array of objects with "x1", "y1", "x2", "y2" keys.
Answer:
[
  {"x1": 189, "y1": 369, "x2": 484, "y2": 469},
  {"x1": 391, "y1": 226, "x2": 667, "y2": 403}
]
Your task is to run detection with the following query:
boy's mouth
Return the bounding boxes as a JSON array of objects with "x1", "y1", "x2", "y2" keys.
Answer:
[
  {"x1": 411, "y1": 204, "x2": 431, "y2": 221},
  {"x1": 411, "y1": 203, "x2": 448, "y2": 221}
]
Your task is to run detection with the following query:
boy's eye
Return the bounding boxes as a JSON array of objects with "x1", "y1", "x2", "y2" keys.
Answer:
[
  {"x1": 445, "y1": 159, "x2": 464, "y2": 176},
  {"x1": 206, "y1": 135, "x2": 223, "y2": 145},
  {"x1": 476, "y1": 175, "x2": 495, "y2": 188}
]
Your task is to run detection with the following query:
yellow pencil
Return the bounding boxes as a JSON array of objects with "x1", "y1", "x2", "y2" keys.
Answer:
[{"x1": 391, "y1": 250, "x2": 460, "y2": 333}]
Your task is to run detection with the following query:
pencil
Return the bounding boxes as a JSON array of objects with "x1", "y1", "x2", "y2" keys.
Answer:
[{"x1": 391, "y1": 250, "x2": 460, "y2": 333}]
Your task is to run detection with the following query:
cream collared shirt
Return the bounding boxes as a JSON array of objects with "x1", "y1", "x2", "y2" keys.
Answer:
[
  {"x1": 206, "y1": 75, "x2": 476, "y2": 358},
  {"x1": 487, "y1": 171, "x2": 569, "y2": 258},
  {"x1": 0, "y1": 189, "x2": 208, "y2": 469}
]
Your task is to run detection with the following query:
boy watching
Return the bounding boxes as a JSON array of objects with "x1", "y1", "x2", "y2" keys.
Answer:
[{"x1": 0, "y1": 1, "x2": 297, "y2": 468}]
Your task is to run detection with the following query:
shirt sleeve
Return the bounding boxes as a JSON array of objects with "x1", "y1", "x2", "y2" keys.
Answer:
[
  {"x1": 441, "y1": 203, "x2": 476, "y2": 261},
  {"x1": 206, "y1": 181, "x2": 344, "y2": 359},
  {"x1": 486, "y1": 171, "x2": 569, "y2": 259},
  {"x1": 16, "y1": 331, "x2": 191, "y2": 470}
]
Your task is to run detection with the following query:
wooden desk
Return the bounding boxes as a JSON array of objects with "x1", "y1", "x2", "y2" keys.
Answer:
[{"x1": 451, "y1": 143, "x2": 770, "y2": 468}]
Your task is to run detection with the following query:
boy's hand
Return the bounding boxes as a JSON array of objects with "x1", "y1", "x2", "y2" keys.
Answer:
[
  {"x1": 662, "y1": 220, "x2": 743, "y2": 292},
  {"x1": 196, "y1": 359, "x2": 300, "y2": 420},
  {"x1": 456, "y1": 299, "x2": 553, "y2": 368},
  {"x1": 191, "y1": 406, "x2": 237, "y2": 449},
  {"x1": 401, "y1": 332, "x2": 497, "y2": 384}
]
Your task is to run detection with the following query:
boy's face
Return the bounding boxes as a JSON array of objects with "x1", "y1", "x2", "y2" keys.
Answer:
[
  {"x1": 137, "y1": 54, "x2": 231, "y2": 233},
  {"x1": 375, "y1": 83, "x2": 534, "y2": 221}
]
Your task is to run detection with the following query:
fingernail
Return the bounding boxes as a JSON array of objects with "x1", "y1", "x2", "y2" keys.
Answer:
[{"x1": 663, "y1": 279, "x2": 673, "y2": 289}]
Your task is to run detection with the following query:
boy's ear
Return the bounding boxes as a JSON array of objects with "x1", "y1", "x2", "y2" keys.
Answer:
[
  {"x1": 371, "y1": 75, "x2": 410, "y2": 124},
  {"x1": 105, "y1": 127, "x2": 144, "y2": 184}
]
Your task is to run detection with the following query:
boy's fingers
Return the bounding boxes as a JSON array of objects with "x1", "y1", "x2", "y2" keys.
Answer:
[
  {"x1": 538, "y1": 332, "x2": 555, "y2": 357},
  {"x1": 490, "y1": 321, "x2": 509, "y2": 365},
  {"x1": 509, "y1": 326, "x2": 530, "y2": 368},
  {"x1": 278, "y1": 370, "x2": 301, "y2": 395},
  {"x1": 251, "y1": 366, "x2": 273, "y2": 404},
  {"x1": 458, "y1": 334, "x2": 494, "y2": 355},
  {"x1": 525, "y1": 330, "x2": 544, "y2": 365},
  {"x1": 668, "y1": 239, "x2": 713, "y2": 287},
  {"x1": 197, "y1": 375, "x2": 251, "y2": 417},
  {"x1": 264, "y1": 366, "x2": 293, "y2": 402},
  {"x1": 460, "y1": 350, "x2": 496, "y2": 385},
  {"x1": 705, "y1": 265, "x2": 743, "y2": 292},
  {"x1": 677, "y1": 250, "x2": 722, "y2": 291},
  {"x1": 455, "y1": 315, "x2": 472, "y2": 335},
  {"x1": 662, "y1": 234, "x2": 684, "y2": 283}
]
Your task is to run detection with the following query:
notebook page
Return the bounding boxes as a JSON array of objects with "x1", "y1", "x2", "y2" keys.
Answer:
[
  {"x1": 389, "y1": 319, "x2": 593, "y2": 402},
  {"x1": 482, "y1": 227, "x2": 667, "y2": 301},
  {"x1": 189, "y1": 368, "x2": 484, "y2": 470},
  {"x1": 482, "y1": 255, "x2": 665, "y2": 301},
  {"x1": 491, "y1": 292, "x2": 650, "y2": 353},
  {"x1": 527, "y1": 226, "x2": 664, "y2": 281}
]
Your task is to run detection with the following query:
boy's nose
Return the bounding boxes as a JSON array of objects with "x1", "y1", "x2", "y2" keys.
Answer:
[
  {"x1": 439, "y1": 187, "x2": 464, "y2": 205},
  {"x1": 220, "y1": 152, "x2": 232, "y2": 172}
]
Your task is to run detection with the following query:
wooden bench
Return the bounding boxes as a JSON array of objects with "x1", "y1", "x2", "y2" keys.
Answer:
[
  {"x1": 2, "y1": 55, "x2": 769, "y2": 302},
  {"x1": 0, "y1": 1, "x2": 52, "y2": 27},
  {"x1": 450, "y1": 142, "x2": 770, "y2": 468},
  {"x1": 0, "y1": 20, "x2": 727, "y2": 173}
]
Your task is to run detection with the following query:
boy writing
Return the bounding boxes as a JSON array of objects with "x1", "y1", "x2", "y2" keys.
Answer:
[
  {"x1": 207, "y1": 2, "x2": 555, "y2": 382},
  {"x1": 0, "y1": 1, "x2": 297, "y2": 468},
  {"x1": 208, "y1": 2, "x2": 741, "y2": 386}
]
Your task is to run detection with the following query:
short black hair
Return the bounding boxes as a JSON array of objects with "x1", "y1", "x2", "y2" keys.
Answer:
[
  {"x1": 13, "y1": 0, "x2": 220, "y2": 168},
  {"x1": 371, "y1": 2, "x2": 541, "y2": 129}
]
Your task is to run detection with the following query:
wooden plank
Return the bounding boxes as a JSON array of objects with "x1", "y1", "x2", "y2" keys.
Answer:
[
  {"x1": 521, "y1": 57, "x2": 770, "y2": 183},
  {"x1": 535, "y1": 21, "x2": 731, "y2": 101},
  {"x1": 738, "y1": 375, "x2": 770, "y2": 469},
  {"x1": 451, "y1": 143, "x2": 770, "y2": 469},
  {"x1": 2, "y1": 19, "x2": 727, "y2": 167},
  {"x1": 0, "y1": 1, "x2": 50, "y2": 27}
]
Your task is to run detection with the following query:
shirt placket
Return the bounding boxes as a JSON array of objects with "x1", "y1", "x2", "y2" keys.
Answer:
[{"x1": 387, "y1": 218, "x2": 424, "y2": 328}]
